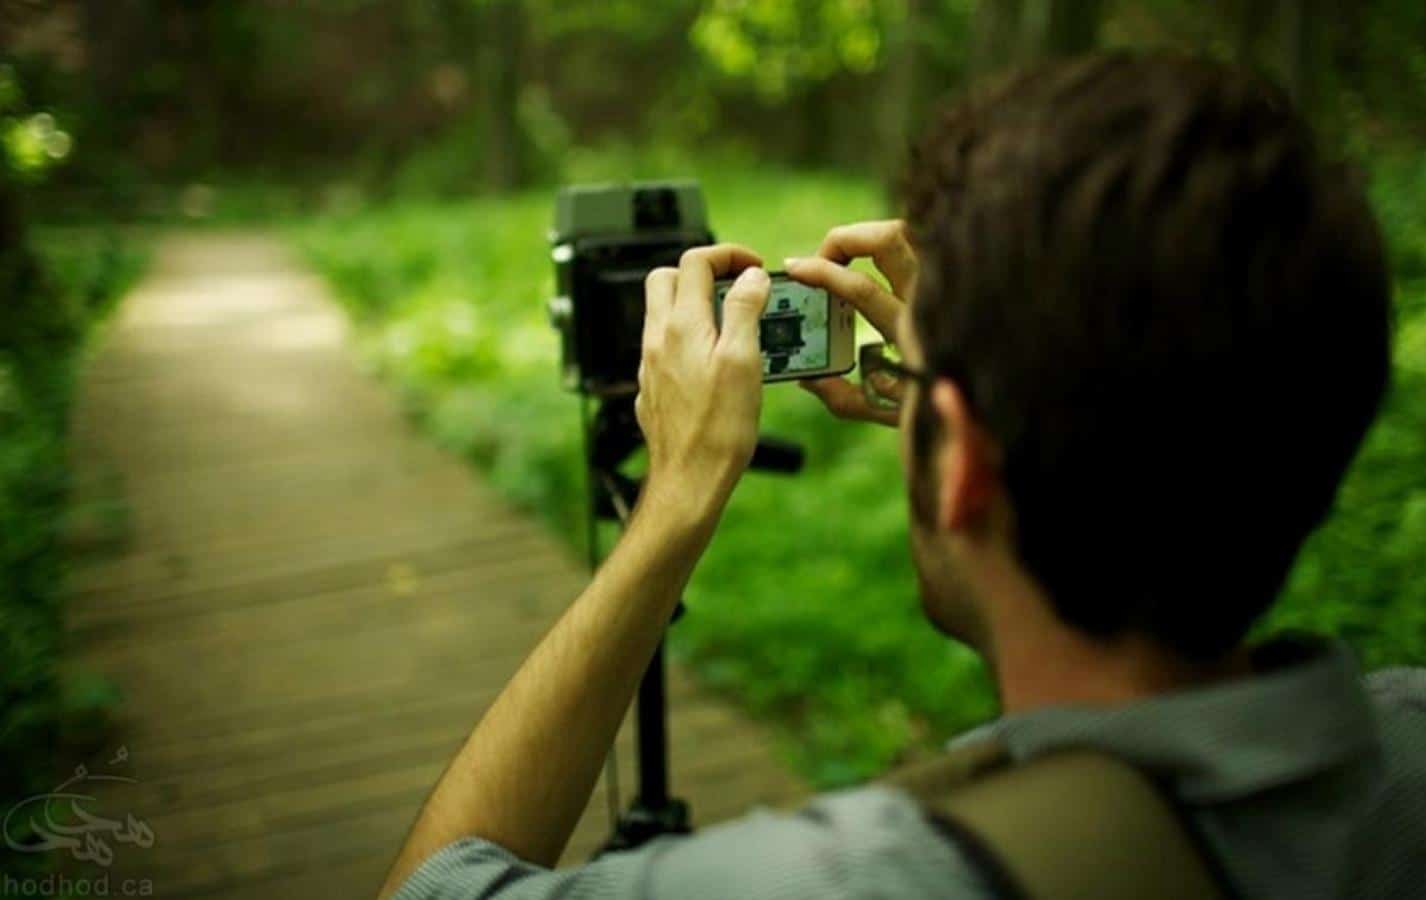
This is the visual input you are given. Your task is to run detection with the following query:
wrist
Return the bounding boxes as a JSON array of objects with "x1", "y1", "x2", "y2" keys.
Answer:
[
  {"x1": 609, "y1": 482, "x2": 719, "y2": 609},
  {"x1": 636, "y1": 474, "x2": 728, "y2": 546}
]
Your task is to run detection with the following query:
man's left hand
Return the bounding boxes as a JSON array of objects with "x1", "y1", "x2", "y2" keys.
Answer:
[{"x1": 636, "y1": 244, "x2": 769, "y2": 528}]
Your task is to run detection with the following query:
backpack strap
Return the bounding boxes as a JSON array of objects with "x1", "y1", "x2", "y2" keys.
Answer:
[{"x1": 884, "y1": 741, "x2": 1233, "y2": 900}]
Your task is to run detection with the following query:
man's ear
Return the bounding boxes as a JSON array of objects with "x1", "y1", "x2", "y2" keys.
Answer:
[{"x1": 930, "y1": 379, "x2": 998, "y2": 533}]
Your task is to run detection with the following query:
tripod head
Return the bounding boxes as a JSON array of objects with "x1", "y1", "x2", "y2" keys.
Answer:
[
  {"x1": 581, "y1": 392, "x2": 802, "y2": 855},
  {"x1": 588, "y1": 394, "x2": 803, "y2": 507}
]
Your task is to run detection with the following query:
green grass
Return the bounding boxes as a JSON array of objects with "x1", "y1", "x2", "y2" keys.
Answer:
[{"x1": 293, "y1": 157, "x2": 1426, "y2": 787}]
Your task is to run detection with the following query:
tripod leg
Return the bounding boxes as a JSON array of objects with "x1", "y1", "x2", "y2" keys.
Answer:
[
  {"x1": 585, "y1": 396, "x2": 690, "y2": 857},
  {"x1": 596, "y1": 639, "x2": 690, "y2": 855},
  {"x1": 636, "y1": 642, "x2": 670, "y2": 809}
]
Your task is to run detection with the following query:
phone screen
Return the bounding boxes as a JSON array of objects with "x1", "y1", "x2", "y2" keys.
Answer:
[{"x1": 714, "y1": 276, "x2": 831, "y2": 377}]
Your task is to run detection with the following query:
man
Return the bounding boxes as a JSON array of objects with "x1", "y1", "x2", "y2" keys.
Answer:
[{"x1": 382, "y1": 55, "x2": 1424, "y2": 899}]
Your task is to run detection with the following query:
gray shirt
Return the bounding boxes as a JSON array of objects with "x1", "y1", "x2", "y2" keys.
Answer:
[{"x1": 394, "y1": 637, "x2": 1426, "y2": 899}]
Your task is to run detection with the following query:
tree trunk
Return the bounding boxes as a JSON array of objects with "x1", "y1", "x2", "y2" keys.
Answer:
[
  {"x1": 973, "y1": 0, "x2": 1025, "y2": 75},
  {"x1": 880, "y1": 0, "x2": 922, "y2": 207},
  {"x1": 481, "y1": 0, "x2": 527, "y2": 192},
  {"x1": 1040, "y1": 0, "x2": 1104, "y2": 58},
  {"x1": 80, "y1": 0, "x2": 141, "y2": 152},
  {"x1": 1279, "y1": 0, "x2": 1319, "y2": 118},
  {"x1": 1232, "y1": 0, "x2": 1270, "y2": 69}
]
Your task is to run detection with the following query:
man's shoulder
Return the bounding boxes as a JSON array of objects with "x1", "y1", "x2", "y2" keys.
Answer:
[
  {"x1": 1332, "y1": 667, "x2": 1426, "y2": 897},
  {"x1": 1364, "y1": 666, "x2": 1426, "y2": 778},
  {"x1": 394, "y1": 787, "x2": 995, "y2": 900},
  {"x1": 646, "y1": 784, "x2": 994, "y2": 899},
  {"x1": 1365, "y1": 666, "x2": 1426, "y2": 714}
]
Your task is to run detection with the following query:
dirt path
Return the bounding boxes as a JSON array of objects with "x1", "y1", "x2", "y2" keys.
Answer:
[{"x1": 63, "y1": 232, "x2": 803, "y2": 899}]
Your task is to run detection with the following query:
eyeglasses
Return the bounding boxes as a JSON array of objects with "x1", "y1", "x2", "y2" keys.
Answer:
[{"x1": 859, "y1": 341, "x2": 934, "y2": 412}]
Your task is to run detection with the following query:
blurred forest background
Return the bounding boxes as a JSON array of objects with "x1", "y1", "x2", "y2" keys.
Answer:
[
  {"x1": 3, "y1": 0, "x2": 1425, "y2": 834},
  {"x1": 6, "y1": 0, "x2": 1426, "y2": 209}
]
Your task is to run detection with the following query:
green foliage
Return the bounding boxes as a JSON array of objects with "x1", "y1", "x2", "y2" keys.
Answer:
[
  {"x1": 0, "y1": 66, "x2": 73, "y2": 184},
  {"x1": 297, "y1": 156, "x2": 1426, "y2": 788},
  {"x1": 0, "y1": 225, "x2": 146, "y2": 878},
  {"x1": 1369, "y1": 155, "x2": 1426, "y2": 282},
  {"x1": 692, "y1": 0, "x2": 902, "y2": 99},
  {"x1": 6, "y1": 0, "x2": 1426, "y2": 209}
]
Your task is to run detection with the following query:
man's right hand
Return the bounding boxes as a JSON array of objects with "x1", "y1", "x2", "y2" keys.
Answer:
[{"x1": 785, "y1": 219, "x2": 919, "y2": 427}]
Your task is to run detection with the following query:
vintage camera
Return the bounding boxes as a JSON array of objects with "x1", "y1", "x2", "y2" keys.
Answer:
[{"x1": 548, "y1": 181, "x2": 713, "y2": 396}]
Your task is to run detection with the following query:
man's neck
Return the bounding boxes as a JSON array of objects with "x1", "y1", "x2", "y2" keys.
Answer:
[{"x1": 981, "y1": 566, "x2": 1252, "y2": 714}]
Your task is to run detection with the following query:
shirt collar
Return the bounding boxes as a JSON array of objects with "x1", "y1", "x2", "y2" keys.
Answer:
[{"x1": 968, "y1": 635, "x2": 1379, "y2": 804}]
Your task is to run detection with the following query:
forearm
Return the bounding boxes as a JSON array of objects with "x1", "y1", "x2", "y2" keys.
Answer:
[{"x1": 379, "y1": 492, "x2": 715, "y2": 898}]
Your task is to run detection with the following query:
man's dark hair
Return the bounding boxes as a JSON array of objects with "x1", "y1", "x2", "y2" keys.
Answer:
[{"x1": 904, "y1": 53, "x2": 1392, "y2": 660}]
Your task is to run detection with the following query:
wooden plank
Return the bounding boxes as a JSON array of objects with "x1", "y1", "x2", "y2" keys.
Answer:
[
  {"x1": 67, "y1": 515, "x2": 543, "y2": 603},
  {"x1": 67, "y1": 521, "x2": 558, "y2": 620},
  {"x1": 66, "y1": 528, "x2": 563, "y2": 629},
  {"x1": 110, "y1": 702, "x2": 760, "y2": 849},
  {"x1": 103, "y1": 653, "x2": 709, "y2": 751},
  {"x1": 74, "y1": 554, "x2": 583, "y2": 665}
]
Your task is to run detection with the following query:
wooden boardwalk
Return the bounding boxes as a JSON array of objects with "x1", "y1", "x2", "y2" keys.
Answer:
[{"x1": 63, "y1": 233, "x2": 803, "y2": 898}]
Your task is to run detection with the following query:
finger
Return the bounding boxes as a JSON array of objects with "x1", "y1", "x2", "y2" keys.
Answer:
[
  {"x1": 865, "y1": 369, "x2": 907, "y2": 405},
  {"x1": 673, "y1": 243, "x2": 763, "y2": 332},
  {"x1": 716, "y1": 266, "x2": 770, "y2": 358},
  {"x1": 642, "y1": 266, "x2": 677, "y2": 341},
  {"x1": 817, "y1": 220, "x2": 918, "y2": 300},
  {"x1": 783, "y1": 256, "x2": 902, "y2": 341},
  {"x1": 798, "y1": 377, "x2": 900, "y2": 427}
]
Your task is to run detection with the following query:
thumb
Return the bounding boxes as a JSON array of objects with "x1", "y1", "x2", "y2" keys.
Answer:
[{"x1": 718, "y1": 266, "x2": 770, "y2": 353}]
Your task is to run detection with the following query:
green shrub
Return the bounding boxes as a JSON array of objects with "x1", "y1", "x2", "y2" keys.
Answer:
[
  {"x1": 0, "y1": 224, "x2": 145, "y2": 877},
  {"x1": 296, "y1": 158, "x2": 1426, "y2": 788}
]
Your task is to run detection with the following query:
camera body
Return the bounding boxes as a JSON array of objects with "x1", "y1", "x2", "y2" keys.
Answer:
[{"x1": 549, "y1": 181, "x2": 713, "y2": 396}]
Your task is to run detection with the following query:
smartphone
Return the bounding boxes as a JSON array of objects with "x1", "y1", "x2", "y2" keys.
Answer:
[{"x1": 713, "y1": 271, "x2": 856, "y2": 382}]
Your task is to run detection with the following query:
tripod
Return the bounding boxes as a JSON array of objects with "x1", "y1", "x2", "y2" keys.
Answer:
[{"x1": 581, "y1": 394, "x2": 802, "y2": 855}]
